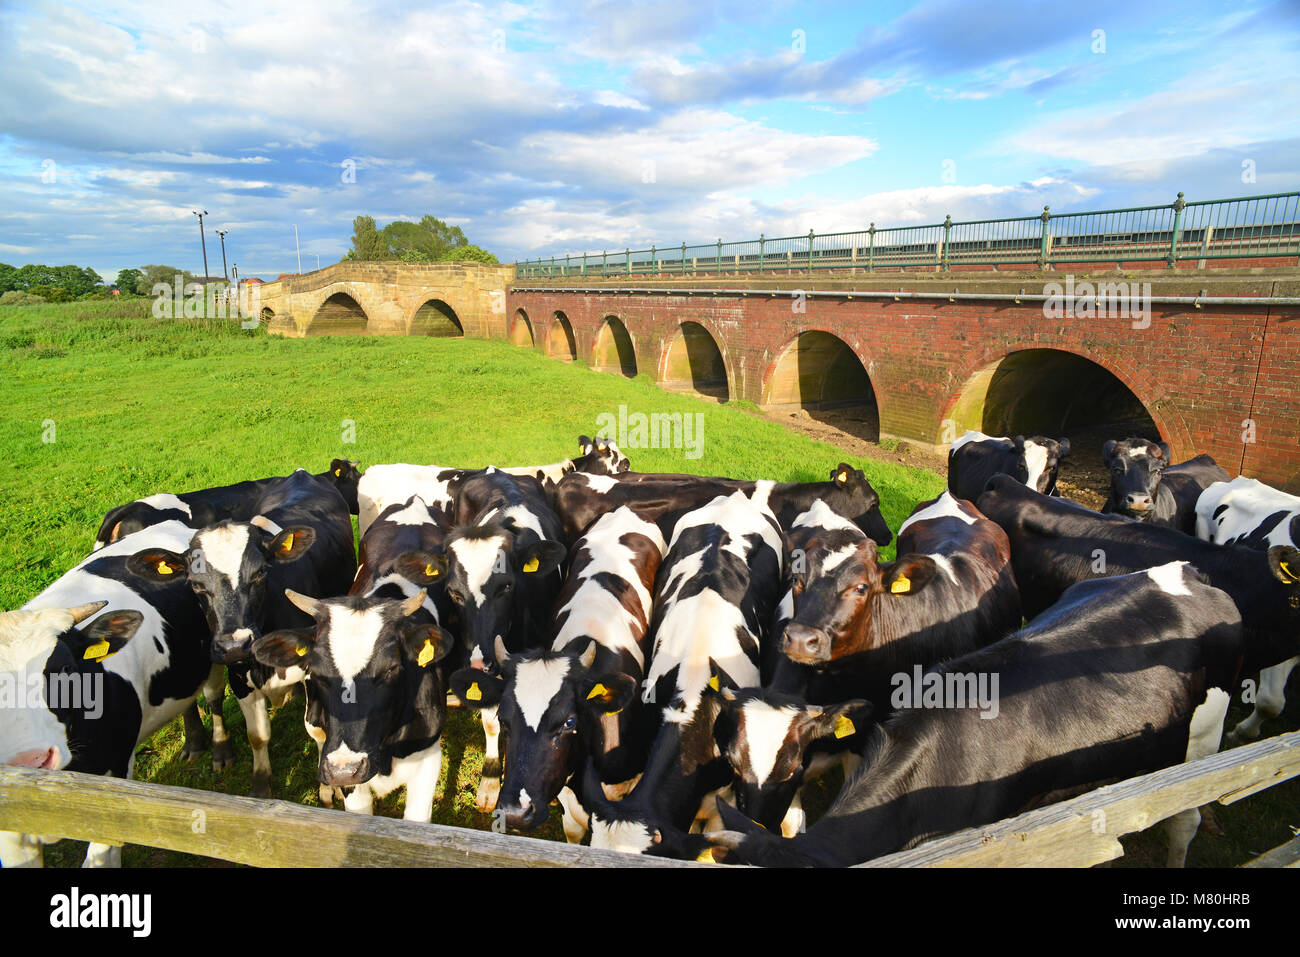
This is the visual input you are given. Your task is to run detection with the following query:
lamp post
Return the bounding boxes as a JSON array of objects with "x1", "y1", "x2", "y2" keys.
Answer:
[
  {"x1": 293, "y1": 224, "x2": 302, "y2": 274},
  {"x1": 193, "y1": 209, "x2": 210, "y2": 281},
  {"x1": 215, "y1": 229, "x2": 230, "y2": 281}
]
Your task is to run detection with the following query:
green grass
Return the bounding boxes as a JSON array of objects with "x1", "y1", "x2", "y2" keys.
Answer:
[{"x1": 4, "y1": 300, "x2": 1294, "y2": 868}]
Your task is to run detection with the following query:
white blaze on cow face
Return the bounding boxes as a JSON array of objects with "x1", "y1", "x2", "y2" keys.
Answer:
[
  {"x1": 325, "y1": 604, "x2": 388, "y2": 686},
  {"x1": 897, "y1": 491, "x2": 977, "y2": 538},
  {"x1": 449, "y1": 535, "x2": 509, "y2": 607},
  {"x1": 512, "y1": 657, "x2": 571, "y2": 731},
  {"x1": 740, "y1": 700, "x2": 801, "y2": 787},
  {"x1": 194, "y1": 523, "x2": 253, "y2": 589},
  {"x1": 1147, "y1": 561, "x2": 1193, "y2": 596},
  {"x1": 0, "y1": 608, "x2": 77, "y2": 769},
  {"x1": 1023, "y1": 441, "x2": 1050, "y2": 493}
]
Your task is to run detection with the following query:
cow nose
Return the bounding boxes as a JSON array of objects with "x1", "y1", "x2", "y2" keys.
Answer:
[
  {"x1": 322, "y1": 753, "x2": 370, "y2": 787},
  {"x1": 212, "y1": 629, "x2": 257, "y2": 664},
  {"x1": 7, "y1": 747, "x2": 61, "y2": 770},
  {"x1": 783, "y1": 624, "x2": 831, "y2": 663},
  {"x1": 502, "y1": 801, "x2": 546, "y2": 833},
  {"x1": 1125, "y1": 493, "x2": 1153, "y2": 512}
]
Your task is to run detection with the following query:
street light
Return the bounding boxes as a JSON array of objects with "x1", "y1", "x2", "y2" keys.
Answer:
[
  {"x1": 215, "y1": 229, "x2": 230, "y2": 282},
  {"x1": 293, "y1": 224, "x2": 302, "y2": 275},
  {"x1": 193, "y1": 210, "x2": 210, "y2": 281}
]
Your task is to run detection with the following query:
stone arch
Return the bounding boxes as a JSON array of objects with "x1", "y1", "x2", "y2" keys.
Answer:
[
  {"x1": 593, "y1": 315, "x2": 637, "y2": 378},
  {"x1": 307, "y1": 291, "x2": 369, "y2": 335},
  {"x1": 943, "y1": 346, "x2": 1178, "y2": 483},
  {"x1": 510, "y1": 309, "x2": 534, "y2": 347},
  {"x1": 259, "y1": 307, "x2": 274, "y2": 324},
  {"x1": 410, "y1": 298, "x2": 463, "y2": 337},
  {"x1": 762, "y1": 330, "x2": 879, "y2": 442},
  {"x1": 660, "y1": 320, "x2": 729, "y2": 401},
  {"x1": 547, "y1": 311, "x2": 577, "y2": 361}
]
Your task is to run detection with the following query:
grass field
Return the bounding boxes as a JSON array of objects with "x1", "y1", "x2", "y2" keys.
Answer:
[{"x1": 2, "y1": 298, "x2": 1295, "y2": 867}]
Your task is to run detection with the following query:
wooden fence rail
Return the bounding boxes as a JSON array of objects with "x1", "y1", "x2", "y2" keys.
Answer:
[{"x1": 3, "y1": 729, "x2": 1297, "y2": 868}]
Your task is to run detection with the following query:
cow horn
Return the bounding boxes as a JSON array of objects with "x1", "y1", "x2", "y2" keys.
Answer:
[
  {"x1": 578, "y1": 639, "x2": 597, "y2": 670},
  {"x1": 400, "y1": 589, "x2": 427, "y2": 617},
  {"x1": 285, "y1": 589, "x2": 323, "y2": 618},
  {"x1": 67, "y1": 600, "x2": 109, "y2": 625}
]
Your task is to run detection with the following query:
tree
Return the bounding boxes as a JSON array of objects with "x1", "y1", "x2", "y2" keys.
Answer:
[
  {"x1": 343, "y1": 213, "x2": 494, "y2": 263},
  {"x1": 345, "y1": 216, "x2": 388, "y2": 262},
  {"x1": 441, "y1": 244, "x2": 499, "y2": 264},
  {"x1": 136, "y1": 265, "x2": 197, "y2": 295},
  {"x1": 115, "y1": 268, "x2": 144, "y2": 295}
]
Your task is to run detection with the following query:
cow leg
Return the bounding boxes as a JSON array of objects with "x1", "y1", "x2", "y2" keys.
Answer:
[
  {"x1": 558, "y1": 785, "x2": 590, "y2": 844},
  {"x1": 0, "y1": 831, "x2": 45, "y2": 868},
  {"x1": 1227, "y1": 657, "x2": 1298, "y2": 746},
  {"x1": 476, "y1": 706, "x2": 502, "y2": 813},
  {"x1": 83, "y1": 756, "x2": 133, "y2": 868},
  {"x1": 1165, "y1": 688, "x2": 1230, "y2": 868},
  {"x1": 401, "y1": 740, "x2": 443, "y2": 824},
  {"x1": 780, "y1": 790, "x2": 806, "y2": 838},
  {"x1": 203, "y1": 666, "x2": 235, "y2": 771},
  {"x1": 238, "y1": 692, "x2": 274, "y2": 799},
  {"x1": 180, "y1": 700, "x2": 208, "y2": 761},
  {"x1": 342, "y1": 783, "x2": 375, "y2": 816}
]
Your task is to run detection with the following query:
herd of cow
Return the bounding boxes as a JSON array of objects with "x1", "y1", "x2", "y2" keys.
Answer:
[{"x1": 2, "y1": 428, "x2": 1298, "y2": 868}]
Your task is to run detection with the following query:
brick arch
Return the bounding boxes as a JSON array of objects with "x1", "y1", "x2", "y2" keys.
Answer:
[
  {"x1": 762, "y1": 328, "x2": 880, "y2": 442},
  {"x1": 941, "y1": 344, "x2": 1192, "y2": 456},
  {"x1": 592, "y1": 314, "x2": 638, "y2": 378},
  {"x1": 546, "y1": 311, "x2": 577, "y2": 360},
  {"x1": 509, "y1": 308, "x2": 534, "y2": 347},
  {"x1": 659, "y1": 319, "x2": 731, "y2": 402}
]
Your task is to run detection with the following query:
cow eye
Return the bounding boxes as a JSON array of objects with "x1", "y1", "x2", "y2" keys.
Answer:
[
  {"x1": 449, "y1": 590, "x2": 466, "y2": 606},
  {"x1": 854, "y1": 583, "x2": 868, "y2": 595}
]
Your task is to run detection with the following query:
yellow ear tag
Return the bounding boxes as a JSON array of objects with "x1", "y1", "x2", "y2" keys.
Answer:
[
  {"x1": 587, "y1": 683, "x2": 608, "y2": 701},
  {"x1": 1280, "y1": 561, "x2": 1298, "y2": 583},
  {"x1": 708, "y1": 675, "x2": 719, "y2": 692},
  {"x1": 890, "y1": 575, "x2": 911, "y2": 594},
  {"x1": 83, "y1": 639, "x2": 111, "y2": 660},
  {"x1": 836, "y1": 471, "x2": 848, "y2": 484},
  {"x1": 696, "y1": 847, "x2": 715, "y2": 864},
  {"x1": 295, "y1": 644, "x2": 308, "y2": 657},
  {"x1": 281, "y1": 533, "x2": 295, "y2": 552},
  {"x1": 834, "y1": 714, "x2": 855, "y2": 739},
  {"x1": 466, "y1": 682, "x2": 482, "y2": 701},
  {"x1": 417, "y1": 639, "x2": 437, "y2": 668},
  {"x1": 424, "y1": 564, "x2": 440, "y2": 578},
  {"x1": 334, "y1": 468, "x2": 341, "y2": 476},
  {"x1": 156, "y1": 560, "x2": 174, "y2": 575},
  {"x1": 522, "y1": 557, "x2": 540, "y2": 573}
]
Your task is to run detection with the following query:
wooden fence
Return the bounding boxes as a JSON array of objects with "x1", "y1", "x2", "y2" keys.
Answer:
[{"x1": 2, "y1": 729, "x2": 1297, "y2": 867}]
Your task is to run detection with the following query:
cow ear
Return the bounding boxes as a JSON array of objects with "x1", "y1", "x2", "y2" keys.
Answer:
[
  {"x1": 126, "y1": 549, "x2": 188, "y2": 582},
  {"x1": 580, "y1": 672, "x2": 637, "y2": 714},
  {"x1": 1057, "y1": 438, "x2": 1070, "y2": 459},
  {"x1": 252, "y1": 629, "x2": 315, "y2": 669},
  {"x1": 704, "y1": 658, "x2": 742, "y2": 695},
  {"x1": 1268, "y1": 545, "x2": 1300, "y2": 586},
  {"x1": 801, "y1": 699, "x2": 872, "y2": 744},
  {"x1": 1101, "y1": 440, "x2": 1117, "y2": 463},
  {"x1": 394, "y1": 549, "x2": 447, "y2": 587},
  {"x1": 831, "y1": 462, "x2": 855, "y2": 485},
  {"x1": 881, "y1": 555, "x2": 939, "y2": 596},
  {"x1": 329, "y1": 458, "x2": 358, "y2": 479},
  {"x1": 269, "y1": 526, "x2": 315, "y2": 562},
  {"x1": 75, "y1": 610, "x2": 145, "y2": 662},
  {"x1": 449, "y1": 669, "x2": 504, "y2": 709},
  {"x1": 1157, "y1": 442, "x2": 1172, "y2": 465},
  {"x1": 403, "y1": 623, "x2": 454, "y2": 668},
  {"x1": 578, "y1": 434, "x2": 593, "y2": 453},
  {"x1": 518, "y1": 539, "x2": 565, "y2": 576}
]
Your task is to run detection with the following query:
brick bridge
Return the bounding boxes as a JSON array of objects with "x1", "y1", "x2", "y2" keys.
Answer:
[{"x1": 254, "y1": 261, "x2": 1300, "y2": 492}]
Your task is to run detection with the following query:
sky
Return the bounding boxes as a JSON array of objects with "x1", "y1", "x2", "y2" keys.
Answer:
[{"x1": 0, "y1": 0, "x2": 1297, "y2": 280}]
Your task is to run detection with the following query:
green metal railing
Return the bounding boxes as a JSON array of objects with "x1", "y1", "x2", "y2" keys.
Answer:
[{"x1": 515, "y1": 192, "x2": 1300, "y2": 278}]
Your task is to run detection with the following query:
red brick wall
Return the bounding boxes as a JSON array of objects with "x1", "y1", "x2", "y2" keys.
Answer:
[{"x1": 506, "y1": 289, "x2": 1300, "y2": 491}]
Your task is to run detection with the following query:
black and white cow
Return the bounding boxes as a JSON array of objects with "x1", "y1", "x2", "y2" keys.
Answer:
[
  {"x1": 977, "y1": 474, "x2": 1300, "y2": 677},
  {"x1": 947, "y1": 430, "x2": 1069, "y2": 502},
  {"x1": 1, "y1": 521, "x2": 214, "y2": 867},
  {"x1": 396, "y1": 467, "x2": 567, "y2": 812},
  {"x1": 126, "y1": 469, "x2": 357, "y2": 798},
  {"x1": 93, "y1": 459, "x2": 362, "y2": 550},
  {"x1": 555, "y1": 462, "x2": 891, "y2": 546},
  {"x1": 355, "y1": 435, "x2": 629, "y2": 534},
  {"x1": 774, "y1": 493, "x2": 1022, "y2": 711},
  {"x1": 251, "y1": 587, "x2": 454, "y2": 821},
  {"x1": 709, "y1": 563, "x2": 1242, "y2": 867},
  {"x1": 583, "y1": 491, "x2": 784, "y2": 856},
  {"x1": 1195, "y1": 476, "x2": 1300, "y2": 744},
  {"x1": 1101, "y1": 437, "x2": 1229, "y2": 532},
  {"x1": 448, "y1": 505, "x2": 666, "y2": 841}
]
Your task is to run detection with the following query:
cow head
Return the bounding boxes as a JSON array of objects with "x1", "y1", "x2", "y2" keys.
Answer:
[
  {"x1": 712, "y1": 687, "x2": 870, "y2": 833},
  {"x1": 449, "y1": 637, "x2": 637, "y2": 832},
  {"x1": 825, "y1": 463, "x2": 892, "y2": 546},
  {"x1": 251, "y1": 589, "x2": 452, "y2": 787},
  {"x1": 1102, "y1": 437, "x2": 1171, "y2": 518},
  {"x1": 396, "y1": 524, "x2": 565, "y2": 670},
  {"x1": 326, "y1": 459, "x2": 364, "y2": 514},
  {"x1": 576, "y1": 435, "x2": 630, "y2": 475},
  {"x1": 782, "y1": 527, "x2": 944, "y2": 664},
  {"x1": 0, "y1": 602, "x2": 141, "y2": 772},
  {"x1": 1024, "y1": 436, "x2": 1070, "y2": 495},
  {"x1": 127, "y1": 516, "x2": 315, "y2": 664}
]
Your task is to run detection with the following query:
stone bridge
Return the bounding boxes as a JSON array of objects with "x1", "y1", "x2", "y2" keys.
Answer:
[{"x1": 250, "y1": 260, "x2": 1300, "y2": 492}]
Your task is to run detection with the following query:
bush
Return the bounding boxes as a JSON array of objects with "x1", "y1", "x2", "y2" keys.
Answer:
[{"x1": 0, "y1": 290, "x2": 46, "y2": 306}]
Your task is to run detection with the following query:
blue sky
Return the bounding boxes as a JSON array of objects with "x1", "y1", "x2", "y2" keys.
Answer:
[{"x1": 0, "y1": 0, "x2": 1296, "y2": 280}]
